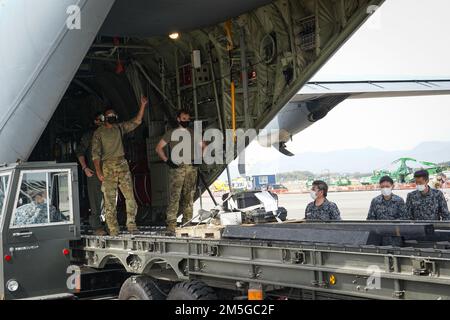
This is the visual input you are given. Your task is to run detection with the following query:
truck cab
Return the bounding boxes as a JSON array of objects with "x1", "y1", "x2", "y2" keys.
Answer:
[{"x1": 0, "y1": 162, "x2": 80, "y2": 300}]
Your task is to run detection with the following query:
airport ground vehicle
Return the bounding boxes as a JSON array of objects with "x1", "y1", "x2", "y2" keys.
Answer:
[
  {"x1": 212, "y1": 180, "x2": 230, "y2": 193},
  {"x1": 3, "y1": 162, "x2": 450, "y2": 300},
  {"x1": 268, "y1": 184, "x2": 289, "y2": 194},
  {"x1": 360, "y1": 158, "x2": 447, "y2": 185},
  {"x1": 251, "y1": 175, "x2": 277, "y2": 191}
]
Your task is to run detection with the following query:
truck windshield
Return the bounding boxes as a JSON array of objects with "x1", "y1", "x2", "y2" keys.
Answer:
[
  {"x1": 10, "y1": 170, "x2": 73, "y2": 228},
  {"x1": 0, "y1": 173, "x2": 11, "y2": 224}
]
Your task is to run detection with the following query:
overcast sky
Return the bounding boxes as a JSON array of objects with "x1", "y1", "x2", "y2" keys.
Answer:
[
  {"x1": 227, "y1": 0, "x2": 450, "y2": 177},
  {"x1": 297, "y1": 0, "x2": 450, "y2": 152}
]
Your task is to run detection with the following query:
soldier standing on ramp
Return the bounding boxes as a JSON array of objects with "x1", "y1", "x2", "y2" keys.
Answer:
[
  {"x1": 155, "y1": 110, "x2": 205, "y2": 234},
  {"x1": 76, "y1": 112, "x2": 107, "y2": 236},
  {"x1": 92, "y1": 96, "x2": 149, "y2": 236}
]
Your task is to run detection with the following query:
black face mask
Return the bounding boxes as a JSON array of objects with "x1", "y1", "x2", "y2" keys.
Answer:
[
  {"x1": 178, "y1": 120, "x2": 190, "y2": 128},
  {"x1": 106, "y1": 115, "x2": 118, "y2": 124}
]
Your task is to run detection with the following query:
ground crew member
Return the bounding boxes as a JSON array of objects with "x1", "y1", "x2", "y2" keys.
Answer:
[
  {"x1": 14, "y1": 190, "x2": 63, "y2": 226},
  {"x1": 367, "y1": 176, "x2": 406, "y2": 220},
  {"x1": 305, "y1": 180, "x2": 341, "y2": 221},
  {"x1": 155, "y1": 109, "x2": 205, "y2": 233},
  {"x1": 92, "y1": 96, "x2": 149, "y2": 236},
  {"x1": 440, "y1": 173, "x2": 449, "y2": 202},
  {"x1": 405, "y1": 170, "x2": 449, "y2": 221},
  {"x1": 432, "y1": 173, "x2": 449, "y2": 202},
  {"x1": 432, "y1": 173, "x2": 446, "y2": 189},
  {"x1": 76, "y1": 112, "x2": 106, "y2": 236}
]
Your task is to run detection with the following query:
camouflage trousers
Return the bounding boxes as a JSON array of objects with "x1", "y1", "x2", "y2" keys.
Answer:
[
  {"x1": 166, "y1": 165, "x2": 198, "y2": 231},
  {"x1": 101, "y1": 159, "x2": 137, "y2": 234}
]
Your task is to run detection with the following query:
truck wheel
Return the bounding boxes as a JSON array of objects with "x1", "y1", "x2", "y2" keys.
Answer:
[
  {"x1": 166, "y1": 280, "x2": 217, "y2": 300},
  {"x1": 118, "y1": 275, "x2": 166, "y2": 300}
]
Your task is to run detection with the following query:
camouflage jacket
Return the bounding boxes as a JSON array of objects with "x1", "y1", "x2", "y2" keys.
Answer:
[
  {"x1": 367, "y1": 194, "x2": 407, "y2": 221},
  {"x1": 305, "y1": 199, "x2": 341, "y2": 221},
  {"x1": 92, "y1": 120, "x2": 140, "y2": 162},
  {"x1": 13, "y1": 202, "x2": 64, "y2": 226},
  {"x1": 405, "y1": 188, "x2": 450, "y2": 221}
]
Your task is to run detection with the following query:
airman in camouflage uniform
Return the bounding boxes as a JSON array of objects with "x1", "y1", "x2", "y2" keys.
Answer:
[
  {"x1": 367, "y1": 176, "x2": 407, "y2": 220},
  {"x1": 405, "y1": 170, "x2": 449, "y2": 221},
  {"x1": 92, "y1": 97, "x2": 149, "y2": 236},
  {"x1": 367, "y1": 195, "x2": 406, "y2": 220},
  {"x1": 76, "y1": 112, "x2": 106, "y2": 235},
  {"x1": 13, "y1": 191, "x2": 64, "y2": 226},
  {"x1": 305, "y1": 180, "x2": 341, "y2": 221},
  {"x1": 166, "y1": 165, "x2": 198, "y2": 229},
  {"x1": 155, "y1": 109, "x2": 205, "y2": 233},
  {"x1": 305, "y1": 199, "x2": 341, "y2": 221}
]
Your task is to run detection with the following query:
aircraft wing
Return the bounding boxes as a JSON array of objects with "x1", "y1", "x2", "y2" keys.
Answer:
[
  {"x1": 295, "y1": 79, "x2": 450, "y2": 101},
  {"x1": 259, "y1": 79, "x2": 450, "y2": 160}
]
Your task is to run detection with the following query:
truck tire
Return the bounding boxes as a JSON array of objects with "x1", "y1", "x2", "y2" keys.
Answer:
[
  {"x1": 166, "y1": 280, "x2": 217, "y2": 300},
  {"x1": 118, "y1": 275, "x2": 166, "y2": 300}
]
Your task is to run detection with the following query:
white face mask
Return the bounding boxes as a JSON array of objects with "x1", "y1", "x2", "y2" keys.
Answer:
[
  {"x1": 310, "y1": 191, "x2": 318, "y2": 200},
  {"x1": 416, "y1": 184, "x2": 427, "y2": 192},
  {"x1": 381, "y1": 188, "x2": 392, "y2": 197}
]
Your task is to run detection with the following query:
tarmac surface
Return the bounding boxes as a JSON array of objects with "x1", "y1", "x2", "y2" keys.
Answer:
[{"x1": 194, "y1": 189, "x2": 450, "y2": 221}]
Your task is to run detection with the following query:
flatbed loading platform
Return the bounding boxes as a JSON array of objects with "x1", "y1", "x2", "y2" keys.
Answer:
[
  {"x1": 2, "y1": 162, "x2": 450, "y2": 300},
  {"x1": 72, "y1": 222, "x2": 450, "y2": 300}
]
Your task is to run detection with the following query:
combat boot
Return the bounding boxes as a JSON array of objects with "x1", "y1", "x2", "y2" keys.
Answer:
[
  {"x1": 165, "y1": 223, "x2": 177, "y2": 237},
  {"x1": 127, "y1": 223, "x2": 139, "y2": 234},
  {"x1": 109, "y1": 229, "x2": 119, "y2": 237}
]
